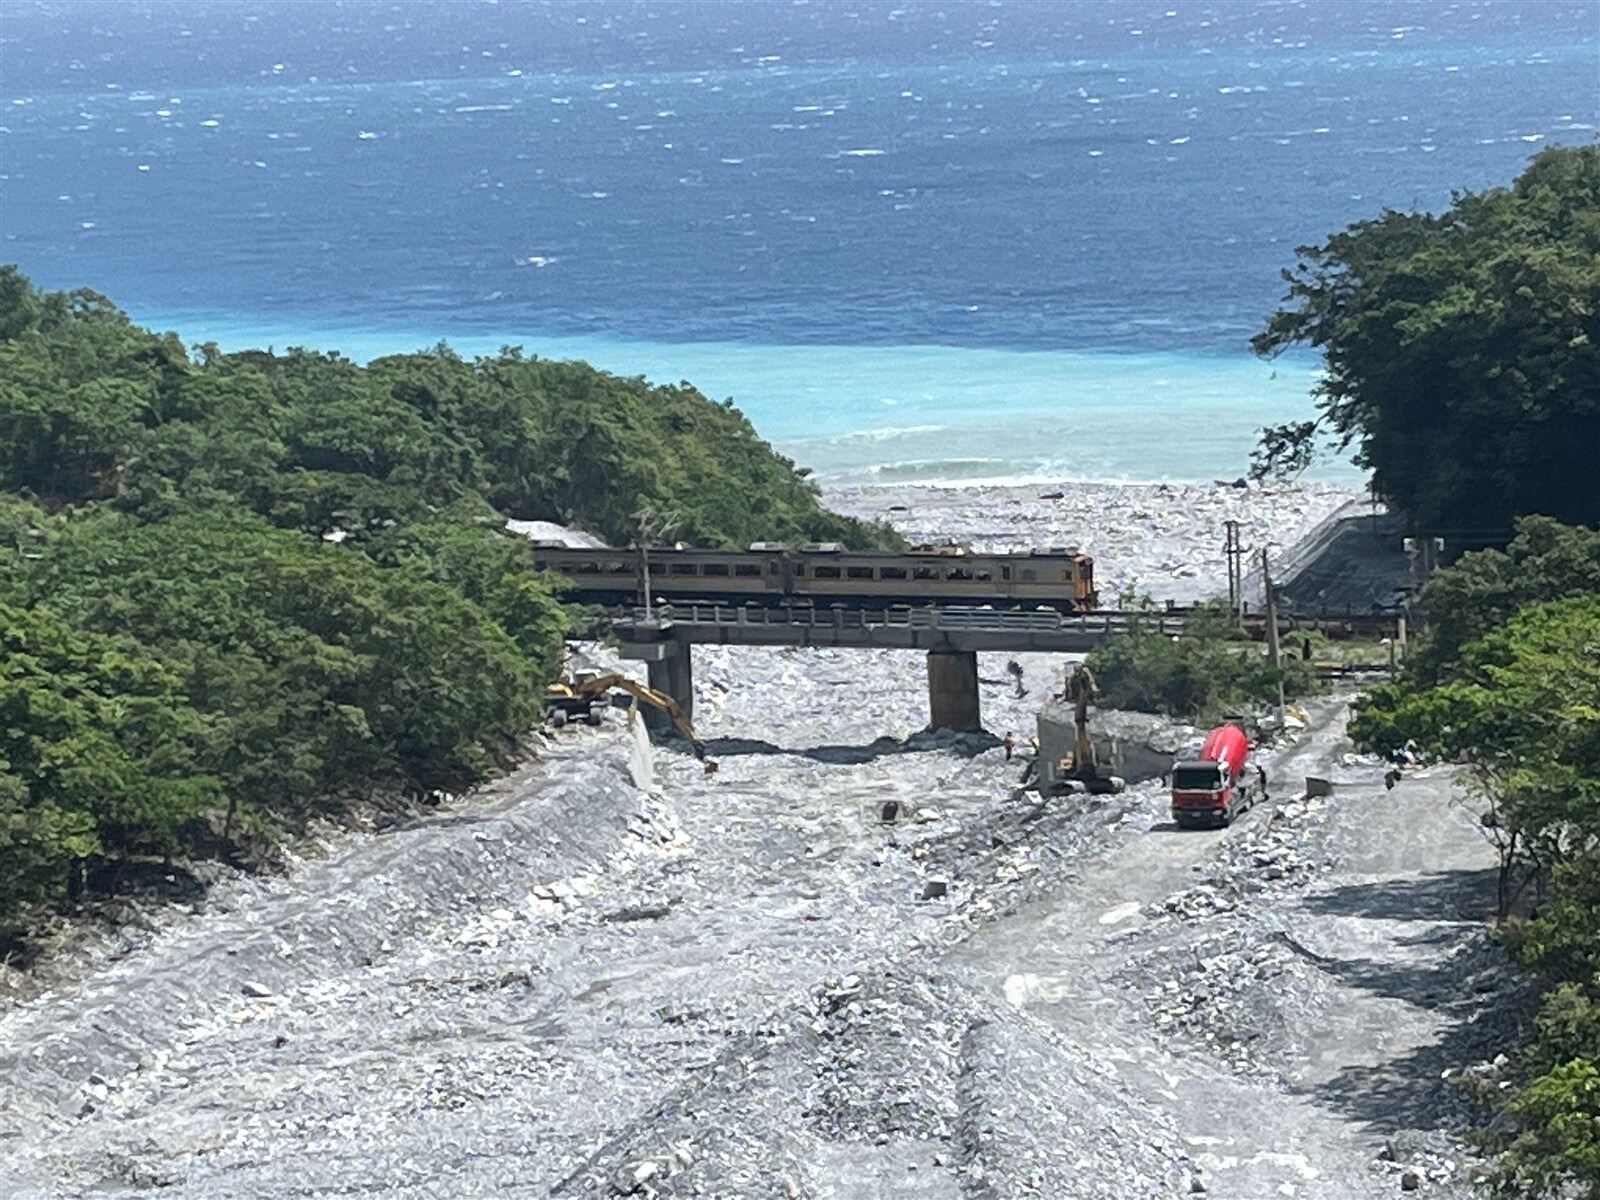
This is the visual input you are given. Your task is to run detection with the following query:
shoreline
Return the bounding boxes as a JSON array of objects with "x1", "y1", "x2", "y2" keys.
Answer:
[{"x1": 134, "y1": 311, "x2": 1351, "y2": 487}]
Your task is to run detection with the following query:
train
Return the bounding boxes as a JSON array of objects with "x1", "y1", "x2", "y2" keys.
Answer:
[{"x1": 527, "y1": 541, "x2": 1099, "y2": 612}]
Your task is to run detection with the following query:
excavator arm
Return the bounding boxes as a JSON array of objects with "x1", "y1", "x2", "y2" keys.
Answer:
[
  {"x1": 1069, "y1": 664, "x2": 1098, "y2": 773},
  {"x1": 571, "y1": 673, "x2": 708, "y2": 761}
]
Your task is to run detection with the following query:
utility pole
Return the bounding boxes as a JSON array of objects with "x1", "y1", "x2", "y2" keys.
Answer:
[
  {"x1": 634, "y1": 509, "x2": 654, "y2": 614},
  {"x1": 632, "y1": 505, "x2": 683, "y2": 618},
  {"x1": 1224, "y1": 520, "x2": 1244, "y2": 621},
  {"x1": 1262, "y1": 546, "x2": 1285, "y2": 725}
]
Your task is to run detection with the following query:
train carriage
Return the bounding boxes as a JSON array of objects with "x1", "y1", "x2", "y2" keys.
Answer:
[{"x1": 528, "y1": 541, "x2": 1098, "y2": 612}]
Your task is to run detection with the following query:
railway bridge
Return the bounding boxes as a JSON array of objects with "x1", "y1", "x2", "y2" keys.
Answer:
[{"x1": 613, "y1": 603, "x2": 1397, "y2": 734}]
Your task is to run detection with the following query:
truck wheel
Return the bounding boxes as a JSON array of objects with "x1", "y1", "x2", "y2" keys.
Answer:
[
  {"x1": 584, "y1": 709, "x2": 604, "y2": 726},
  {"x1": 548, "y1": 708, "x2": 568, "y2": 729}
]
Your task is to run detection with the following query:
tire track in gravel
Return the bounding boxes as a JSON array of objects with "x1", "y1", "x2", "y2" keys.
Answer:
[{"x1": 0, "y1": 687, "x2": 1513, "y2": 1199}]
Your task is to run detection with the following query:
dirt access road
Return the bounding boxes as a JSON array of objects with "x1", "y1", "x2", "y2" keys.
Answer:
[
  {"x1": 948, "y1": 698, "x2": 1515, "y2": 1197},
  {"x1": 0, "y1": 683, "x2": 1513, "y2": 1198}
]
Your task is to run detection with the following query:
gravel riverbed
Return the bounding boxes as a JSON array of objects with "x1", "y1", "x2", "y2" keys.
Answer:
[{"x1": 0, "y1": 482, "x2": 1516, "y2": 1199}]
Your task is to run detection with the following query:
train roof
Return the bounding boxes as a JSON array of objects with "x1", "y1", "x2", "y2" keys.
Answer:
[
  {"x1": 505, "y1": 519, "x2": 610, "y2": 549},
  {"x1": 533, "y1": 542, "x2": 1093, "y2": 562}
]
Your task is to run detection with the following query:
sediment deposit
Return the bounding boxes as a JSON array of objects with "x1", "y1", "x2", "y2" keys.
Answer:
[{"x1": 0, "y1": 482, "x2": 1512, "y2": 1199}]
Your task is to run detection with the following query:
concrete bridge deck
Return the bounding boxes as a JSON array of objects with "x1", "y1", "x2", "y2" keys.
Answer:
[
  {"x1": 612, "y1": 603, "x2": 1398, "y2": 735},
  {"x1": 615, "y1": 602, "x2": 1395, "y2": 650},
  {"x1": 617, "y1": 604, "x2": 1175, "y2": 654}
]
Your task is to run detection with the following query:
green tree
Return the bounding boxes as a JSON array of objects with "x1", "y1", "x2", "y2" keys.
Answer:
[
  {"x1": 0, "y1": 602, "x2": 217, "y2": 921},
  {"x1": 1254, "y1": 144, "x2": 1600, "y2": 537},
  {"x1": 1403, "y1": 516, "x2": 1600, "y2": 685},
  {"x1": 1085, "y1": 600, "x2": 1319, "y2": 722},
  {"x1": 0, "y1": 266, "x2": 900, "y2": 933}
]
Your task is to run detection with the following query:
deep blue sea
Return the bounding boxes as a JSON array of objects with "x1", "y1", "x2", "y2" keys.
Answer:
[{"x1": 3, "y1": 0, "x2": 1596, "y2": 484}]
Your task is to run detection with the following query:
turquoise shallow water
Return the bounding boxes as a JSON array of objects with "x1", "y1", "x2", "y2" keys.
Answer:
[{"x1": 160, "y1": 313, "x2": 1352, "y2": 487}]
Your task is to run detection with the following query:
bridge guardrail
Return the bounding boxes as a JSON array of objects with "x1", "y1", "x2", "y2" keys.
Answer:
[
  {"x1": 611, "y1": 602, "x2": 1392, "y2": 641},
  {"x1": 617, "y1": 603, "x2": 1202, "y2": 638}
]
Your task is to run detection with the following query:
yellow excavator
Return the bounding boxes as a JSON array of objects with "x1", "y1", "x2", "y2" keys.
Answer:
[
  {"x1": 544, "y1": 671, "x2": 709, "y2": 762},
  {"x1": 1063, "y1": 664, "x2": 1123, "y2": 795}
]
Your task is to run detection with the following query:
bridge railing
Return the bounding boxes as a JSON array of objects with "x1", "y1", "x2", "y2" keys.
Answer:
[
  {"x1": 619, "y1": 603, "x2": 1194, "y2": 637},
  {"x1": 609, "y1": 602, "x2": 1395, "y2": 645}
]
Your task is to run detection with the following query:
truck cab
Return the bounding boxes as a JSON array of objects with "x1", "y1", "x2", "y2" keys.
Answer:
[{"x1": 1170, "y1": 759, "x2": 1241, "y2": 826}]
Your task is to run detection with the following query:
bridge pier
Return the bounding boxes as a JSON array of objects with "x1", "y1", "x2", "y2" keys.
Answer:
[
  {"x1": 644, "y1": 638, "x2": 694, "y2": 733},
  {"x1": 927, "y1": 648, "x2": 981, "y2": 732}
]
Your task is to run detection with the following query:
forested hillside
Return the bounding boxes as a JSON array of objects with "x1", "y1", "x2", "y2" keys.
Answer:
[{"x1": 0, "y1": 269, "x2": 893, "y2": 929}]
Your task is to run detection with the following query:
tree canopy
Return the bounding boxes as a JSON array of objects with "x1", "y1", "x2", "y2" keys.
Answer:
[
  {"x1": 0, "y1": 269, "x2": 892, "y2": 931},
  {"x1": 1084, "y1": 599, "x2": 1319, "y2": 723},
  {"x1": 1253, "y1": 144, "x2": 1600, "y2": 539},
  {"x1": 0, "y1": 267, "x2": 898, "y2": 551}
]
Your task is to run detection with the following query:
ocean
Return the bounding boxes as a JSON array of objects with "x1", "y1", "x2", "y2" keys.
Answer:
[{"x1": 3, "y1": 0, "x2": 1596, "y2": 486}]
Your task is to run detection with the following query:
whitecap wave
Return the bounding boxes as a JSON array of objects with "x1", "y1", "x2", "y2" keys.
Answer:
[{"x1": 824, "y1": 424, "x2": 946, "y2": 445}]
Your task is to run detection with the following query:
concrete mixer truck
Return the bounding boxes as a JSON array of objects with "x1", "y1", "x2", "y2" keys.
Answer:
[{"x1": 1170, "y1": 723, "x2": 1263, "y2": 828}]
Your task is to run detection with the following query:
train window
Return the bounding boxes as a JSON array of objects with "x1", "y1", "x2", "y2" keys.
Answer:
[
  {"x1": 793, "y1": 565, "x2": 806, "y2": 577},
  {"x1": 846, "y1": 566, "x2": 874, "y2": 579},
  {"x1": 576, "y1": 562, "x2": 600, "y2": 573},
  {"x1": 975, "y1": 569, "x2": 992, "y2": 582},
  {"x1": 736, "y1": 564, "x2": 762, "y2": 577},
  {"x1": 702, "y1": 563, "x2": 730, "y2": 576},
  {"x1": 879, "y1": 566, "x2": 907, "y2": 580},
  {"x1": 1021, "y1": 569, "x2": 1038, "y2": 581},
  {"x1": 669, "y1": 563, "x2": 698, "y2": 576},
  {"x1": 603, "y1": 561, "x2": 629, "y2": 574},
  {"x1": 947, "y1": 568, "x2": 972, "y2": 581},
  {"x1": 1001, "y1": 566, "x2": 1012, "y2": 581},
  {"x1": 913, "y1": 566, "x2": 938, "y2": 580},
  {"x1": 1060, "y1": 570, "x2": 1075, "y2": 582},
  {"x1": 813, "y1": 566, "x2": 842, "y2": 579}
]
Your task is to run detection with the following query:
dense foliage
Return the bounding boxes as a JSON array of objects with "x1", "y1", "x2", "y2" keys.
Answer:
[
  {"x1": 1351, "y1": 528, "x2": 1600, "y2": 1197},
  {"x1": 1084, "y1": 600, "x2": 1318, "y2": 723},
  {"x1": 0, "y1": 269, "x2": 887, "y2": 929},
  {"x1": 1252, "y1": 144, "x2": 1600, "y2": 539},
  {"x1": 1402, "y1": 517, "x2": 1600, "y2": 686},
  {"x1": 0, "y1": 268, "x2": 896, "y2": 550}
]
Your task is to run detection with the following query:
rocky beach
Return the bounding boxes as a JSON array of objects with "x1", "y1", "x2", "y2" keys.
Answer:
[
  {"x1": 827, "y1": 480, "x2": 1363, "y2": 605},
  {"x1": 0, "y1": 480, "x2": 1514, "y2": 1199}
]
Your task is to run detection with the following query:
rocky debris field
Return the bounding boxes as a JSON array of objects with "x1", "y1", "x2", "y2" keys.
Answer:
[
  {"x1": 0, "y1": 671, "x2": 1521, "y2": 1199},
  {"x1": 825, "y1": 480, "x2": 1359, "y2": 604},
  {"x1": 0, "y1": 482, "x2": 1516, "y2": 1198}
]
